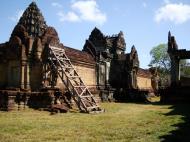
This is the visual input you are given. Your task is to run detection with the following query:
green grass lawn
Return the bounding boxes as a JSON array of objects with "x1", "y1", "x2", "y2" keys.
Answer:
[{"x1": 0, "y1": 102, "x2": 188, "y2": 142}]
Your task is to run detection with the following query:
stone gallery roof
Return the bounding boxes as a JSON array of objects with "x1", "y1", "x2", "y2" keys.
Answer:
[
  {"x1": 64, "y1": 46, "x2": 95, "y2": 65},
  {"x1": 137, "y1": 68, "x2": 152, "y2": 78},
  {"x1": 106, "y1": 31, "x2": 126, "y2": 50},
  {"x1": 88, "y1": 27, "x2": 126, "y2": 50}
]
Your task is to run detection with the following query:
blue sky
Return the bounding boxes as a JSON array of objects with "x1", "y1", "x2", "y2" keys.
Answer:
[{"x1": 1, "y1": 0, "x2": 190, "y2": 68}]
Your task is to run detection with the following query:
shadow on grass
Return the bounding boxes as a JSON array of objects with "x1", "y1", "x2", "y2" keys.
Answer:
[
  {"x1": 109, "y1": 94, "x2": 190, "y2": 142},
  {"x1": 158, "y1": 103, "x2": 190, "y2": 142}
]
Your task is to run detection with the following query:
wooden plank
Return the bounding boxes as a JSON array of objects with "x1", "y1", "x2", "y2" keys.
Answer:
[{"x1": 48, "y1": 45, "x2": 103, "y2": 113}]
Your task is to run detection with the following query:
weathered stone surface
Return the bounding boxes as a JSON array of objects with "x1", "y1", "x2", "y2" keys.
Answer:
[
  {"x1": 0, "y1": 2, "x2": 156, "y2": 111},
  {"x1": 168, "y1": 31, "x2": 190, "y2": 86},
  {"x1": 82, "y1": 27, "x2": 155, "y2": 101},
  {"x1": 14, "y1": 2, "x2": 47, "y2": 38},
  {"x1": 160, "y1": 32, "x2": 190, "y2": 103}
]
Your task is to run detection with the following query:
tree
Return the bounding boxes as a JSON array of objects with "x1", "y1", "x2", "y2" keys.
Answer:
[
  {"x1": 180, "y1": 60, "x2": 190, "y2": 77},
  {"x1": 149, "y1": 43, "x2": 170, "y2": 72},
  {"x1": 149, "y1": 44, "x2": 170, "y2": 86}
]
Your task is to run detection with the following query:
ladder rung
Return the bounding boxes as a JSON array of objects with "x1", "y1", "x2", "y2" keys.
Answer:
[
  {"x1": 52, "y1": 58, "x2": 68, "y2": 62},
  {"x1": 51, "y1": 49, "x2": 63, "y2": 52},
  {"x1": 69, "y1": 76, "x2": 80, "y2": 78},
  {"x1": 60, "y1": 66, "x2": 73, "y2": 69},
  {"x1": 80, "y1": 95, "x2": 94, "y2": 98},
  {"x1": 50, "y1": 46, "x2": 63, "y2": 51},
  {"x1": 54, "y1": 54, "x2": 64, "y2": 58},
  {"x1": 53, "y1": 51, "x2": 63, "y2": 53},
  {"x1": 60, "y1": 58, "x2": 70, "y2": 61},
  {"x1": 74, "y1": 86, "x2": 86, "y2": 88},
  {"x1": 52, "y1": 50, "x2": 64, "y2": 54},
  {"x1": 65, "y1": 66, "x2": 73, "y2": 68}
]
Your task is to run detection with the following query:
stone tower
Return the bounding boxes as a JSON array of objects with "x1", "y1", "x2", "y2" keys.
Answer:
[{"x1": 1, "y1": 2, "x2": 62, "y2": 90}]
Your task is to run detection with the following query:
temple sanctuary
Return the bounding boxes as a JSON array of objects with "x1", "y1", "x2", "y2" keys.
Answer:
[{"x1": 0, "y1": 2, "x2": 158, "y2": 112}]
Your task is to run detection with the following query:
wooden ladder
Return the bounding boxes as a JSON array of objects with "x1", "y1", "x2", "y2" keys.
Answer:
[{"x1": 47, "y1": 45, "x2": 103, "y2": 113}]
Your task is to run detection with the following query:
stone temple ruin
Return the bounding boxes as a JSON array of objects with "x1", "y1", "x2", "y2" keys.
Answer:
[
  {"x1": 0, "y1": 2, "x2": 158, "y2": 112},
  {"x1": 160, "y1": 32, "x2": 190, "y2": 102}
]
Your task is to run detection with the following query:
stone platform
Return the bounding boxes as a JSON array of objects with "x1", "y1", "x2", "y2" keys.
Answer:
[
  {"x1": 0, "y1": 88, "x2": 68, "y2": 111},
  {"x1": 0, "y1": 87, "x2": 101, "y2": 112}
]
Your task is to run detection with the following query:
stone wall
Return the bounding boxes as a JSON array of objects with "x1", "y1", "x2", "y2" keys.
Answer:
[
  {"x1": 56, "y1": 77, "x2": 66, "y2": 91},
  {"x1": 7, "y1": 60, "x2": 20, "y2": 88},
  {"x1": 30, "y1": 63, "x2": 43, "y2": 91},
  {"x1": 0, "y1": 64, "x2": 7, "y2": 88},
  {"x1": 74, "y1": 64, "x2": 96, "y2": 87},
  {"x1": 55, "y1": 62, "x2": 96, "y2": 92},
  {"x1": 137, "y1": 76, "x2": 152, "y2": 90}
]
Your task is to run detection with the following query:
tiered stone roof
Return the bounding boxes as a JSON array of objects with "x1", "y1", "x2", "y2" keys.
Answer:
[{"x1": 17, "y1": 2, "x2": 47, "y2": 37}]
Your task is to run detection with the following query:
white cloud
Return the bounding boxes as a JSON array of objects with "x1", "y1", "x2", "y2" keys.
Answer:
[
  {"x1": 8, "y1": 10, "x2": 24, "y2": 22},
  {"x1": 57, "y1": 11, "x2": 80, "y2": 22},
  {"x1": 71, "y1": 0, "x2": 107, "y2": 25},
  {"x1": 155, "y1": 3, "x2": 190, "y2": 24},
  {"x1": 51, "y1": 2, "x2": 62, "y2": 8},
  {"x1": 57, "y1": 0, "x2": 107, "y2": 25}
]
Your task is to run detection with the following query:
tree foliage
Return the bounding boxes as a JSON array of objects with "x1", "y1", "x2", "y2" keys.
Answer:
[
  {"x1": 149, "y1": 44, "x2": 170, "y2": 86},
  {"x1": 149, "y1": 44, "x2": 190, "y2": 86},
  {"x1": 149, "y1": 44, "x2": 170, "y2": 72},
  {"x1": 180, "y1": 60, "x2": 190, "y2": 77}
]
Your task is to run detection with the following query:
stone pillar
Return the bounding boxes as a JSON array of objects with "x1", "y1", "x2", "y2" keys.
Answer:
[
  {"x1": 170, "y1": 56, "x2": 180, "y2": 85},
  {"x1": 20, "y1": 44, "x2": 27, "y2": 90},
  {"x1": 105, "y1": 61, "x2": 110, "y2": 87},
  {"x1": 175, "y1": 59, "x2": 180, "y2": 83},
  {"x1": 26, "y1": 64, "x2": 30, "y2": 90},
  {"x1": 28, "y1": 37, "x2": 34, "y2": 54},
  {"x1": 36, "y1": 38, "x2": 43, "y2": 60},
  {"x1": 98, "y1": 63, "x2": 104, "y2": 88},
  {"x1": 170, "y1": 59, "x2": 175, "y2": 85},
  {"x1": 20, "y1": 63, "x2": 25, "y2": 89},
  {"x1": 130, "y1": 71, "x2": 133, "y2": 89},
  {"x1": 132, "y1": 70, "x2": 137, "y2": 89}
]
